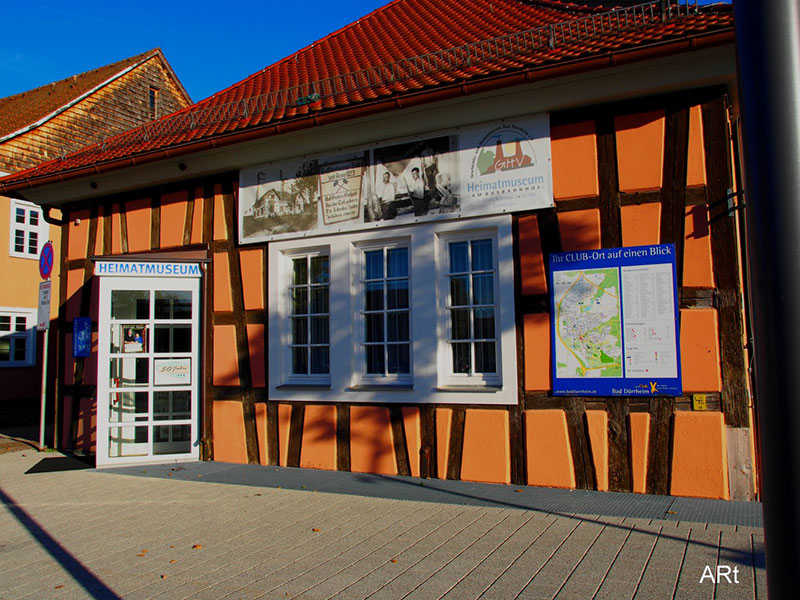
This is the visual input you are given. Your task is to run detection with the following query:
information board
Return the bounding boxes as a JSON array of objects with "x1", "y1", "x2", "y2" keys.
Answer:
[{"x1": 550, "y1": 244, "x2": 682, "y2": 396}]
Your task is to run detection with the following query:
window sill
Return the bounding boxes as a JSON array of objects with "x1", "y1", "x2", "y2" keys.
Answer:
[
  {"x1": 346, "y1": 384, "x2": 414, "y2": 392},
  {"x1": 276, "y1": 384, "x2": 331, "y2": 391},
  {"x1": 435, "y1": 385, "x2": 502, "y2": 393}
]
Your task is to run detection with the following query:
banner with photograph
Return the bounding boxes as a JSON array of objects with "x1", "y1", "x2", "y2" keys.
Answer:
[{"x1": 239, "y1": 114, "x2": 553, "y2": 243}]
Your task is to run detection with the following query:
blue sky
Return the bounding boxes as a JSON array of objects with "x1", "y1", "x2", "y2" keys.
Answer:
[{"x1": 1, "y1": 0, "x2": 730, "y2": 104}]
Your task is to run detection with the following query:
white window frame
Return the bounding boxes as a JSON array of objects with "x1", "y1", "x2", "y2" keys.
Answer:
[
  {"x1": 354, "y1": 238, "x2": 413, "y2": 386},
  {"x1": 268, "y1": 216, "x2": 517, "y2": 405},
  {"x1": 0, "y1": 307, "x2": 36, "y2": 367},
  {"x1": 9, "y1": 199, "x2": 48, "y2": 260},
  {"x1": 436, "y1": 231, "x2": 502, "y2": 387},
  {"x1": 280, "y1": 246, "x2": 332, "y2": 387}
]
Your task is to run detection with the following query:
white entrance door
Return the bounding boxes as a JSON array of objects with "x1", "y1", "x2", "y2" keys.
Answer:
[{"x1": 96, "y1": 268, "x2": 201, "y2": 466}]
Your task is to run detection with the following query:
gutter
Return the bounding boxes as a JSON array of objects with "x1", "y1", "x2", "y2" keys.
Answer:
[
  {"x1": 0, "y1": 30, "x2": 734, "y2": 198},
  {"x1": 0, "y1": 52, "x2": 160, "y2": 147}
]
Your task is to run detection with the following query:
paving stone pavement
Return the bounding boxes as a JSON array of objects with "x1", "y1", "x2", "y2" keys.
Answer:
[{"x1": 0, "y1": 450, "x2": 766, "y2": 599}]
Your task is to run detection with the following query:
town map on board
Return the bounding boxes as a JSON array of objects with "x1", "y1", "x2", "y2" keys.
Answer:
[{"x1": 554, "y1": 268, "x2": 622, "y2": 378}]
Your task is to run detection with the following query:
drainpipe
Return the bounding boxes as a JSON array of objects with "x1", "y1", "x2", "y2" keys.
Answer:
[{"x1": 735, "y1": 1, "x2": 800, "y2": 596}]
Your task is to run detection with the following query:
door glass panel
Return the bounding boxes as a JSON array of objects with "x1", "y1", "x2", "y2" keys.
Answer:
[
  {"x1": 154, "y1": 325, "x2": 191, "y2": 353},
  {"x1": 110, "y1": 357, "x2": 149, "y2": 387},
  {"x1": 111, "y1": 324, "x2": 149, "y2": 354},
  {"x1": 109, "y1": 391, "x2": 149, "y2": 423},
  {"x1": 153, "y1": 425, "x2": 191, "y2": 455},
  {"x1": 154, "y1": 391, "x2": 191, "y2": 420},
  {"x1": 108, "y1": 426, "x2": 149, "y2": 457},
  {"x1": 155, "y1": 291, "x2": 192, "y2": 320},
  {"x1": 111, "y1": 290, "x2": 150, "y2": 320}
]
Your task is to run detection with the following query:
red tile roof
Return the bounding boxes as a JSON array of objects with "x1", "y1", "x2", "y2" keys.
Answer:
[
  {"x1": 0, "y1": 0, "x2": 733, "y2": 192},
  {"x1": 0, "y1": 50, "x2": 165, "y2": 140}
]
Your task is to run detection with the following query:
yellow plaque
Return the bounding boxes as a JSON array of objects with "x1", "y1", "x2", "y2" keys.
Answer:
[{"x1": 692, "y1": 393, "x2": 707, "y2": 411}]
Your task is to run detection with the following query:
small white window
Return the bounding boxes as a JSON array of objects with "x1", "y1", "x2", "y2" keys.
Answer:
[
  {"x1": 359, "y1": 243, "x2": 411, "y2": 384},
  {"x1": 0, "y1": 308, "x2": 36, "y2": 367},
  {"x1": 9, "y1": 200, "x2": 47, "y2": 260},
  {"x1": 286, "y1": 250, "x2": 330, "y2": 384}
]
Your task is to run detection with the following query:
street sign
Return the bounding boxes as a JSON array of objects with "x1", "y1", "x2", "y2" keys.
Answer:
[
  {"x1": 39, "y1": 241, "x2": 54, "y2": 280},
  {"x1": 37, "y1": 281, "x2": 51, "y2": 331}
]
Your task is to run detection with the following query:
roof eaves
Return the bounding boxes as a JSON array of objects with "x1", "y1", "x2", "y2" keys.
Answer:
[{"x1": 0, "y1": 50, "x2": 161, "y2": 147}]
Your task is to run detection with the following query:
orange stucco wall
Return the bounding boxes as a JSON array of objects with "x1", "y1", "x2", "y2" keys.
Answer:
[
  {"x1": 551, "y1": 121, "x2": 599, "y2": 200},
  {"x1": 67, "y1": 209, "x2": 90, "y2": 259},
  {"x1": 240, "y1": 249, "x2": 265, "y2": 310},
  {"x1": 585, "y1": 410, "x2": 608, "y2": 491},
  {"x1": 679, "y1": 308, "x2": 722, "y2": 392},
  {"x1": 436, "y1": 407, "x2": 452, "y2": 479},
  {"x1": 402, "y1": 407, "x2": 421, "y2": 477},
  {"x1": 461, "y1": 410, "x2": 510, "y2": 484},
  {"x1": 212, "y1": 325, "x2": 239, "y2": 386},
  {"x1": 213, "y1": 401, "x2": 248, "y2": 464},
  {"x1": 621, "y1": 203, "x2": 661, "y2": 247},
  {"x1": 246, "y1": 324, "x2": 265, "y2": 388},
  {"x1": 255, "y1": 403, "x2": 268, "y2": 465},
  {"x1": 615, "y1": 110, "x2": 665, "y2": 192},
  {"x1": 524, "y1": 313, "x2": 550, "y2": 390},
  {"x1": 518, "y1": 214, "x2": 547, "y2": 296},
  {"x1": 125, "y1": 198, "x2": 151, "y2": 253},
  {"x1": 160, "y1": 190, "x2": 188, "y2": 249},
  {"x1": 686, "y1": 105, "x2": 707, "y2": 187},
  {"x1": 213, "y1": 253, "x2": 233, "y2": 312},
  {"x1": 213, "y1": 188, "x2": 227, "y2": 240},
  {"x1": 191, "y1": 188, "x2": 204, "y2": 245},
  {"x1": 300, "y1": 405, "x2": 337, "y2": 470},
  {"x1": 557, "y1": 208, "x2": 601, "y2": 251},
  {"x1": 670, "y1": 411, "x2": 729, "y2": 499},
  {"x1": 278, "y1": 404, "x2": 292, "y2": 466},
  {"x1": 629, "y1": 412, "x2": 650, "y2": 494},
  {"x1": 683, "y1": 205, "x2": 715, "y2": 287},
  {"x1": 350, "y1": 406, "x2": 396, "y2": 475},
  {"x1": 525, "y1": 409, "x2": 575, "y2": 489}
]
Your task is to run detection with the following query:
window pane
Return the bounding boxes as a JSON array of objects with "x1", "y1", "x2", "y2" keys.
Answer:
[
  {"x1": 292, "y1": 347, "x2": 308, "y2": 375},
  {"x1": 29, "y1": 211, "x2": 39, "y2": 226},
  {"x1": 366, "y1": 345, "x2": 384, "y2": 374},
  {"x1": 291, "y1": 288, "x2": 308, "y2": 315},
  {"x1": 310, "y1": 347, "x2": 329, "y2": 374},
  {"x1": 452, "y1": 343, "x2": 471, "y2": 374},
  {"x1": 310, "y1": 316, "x2": 329, "y2": 344},
  {"x1": 451, "y1": 309, "x2": 470, "y2": 340},
  {"x1": 154, "y1": 325, "x2": 191, "y2": 353},
  {"x1": 108, "y1": 426, "x2": 148, "y2": 458},
  {"x1": 310, "y1": 256, "x2": 329, "y2": 284},
  {"x1": 0, "y1": 339, "x2": 9, "y2": 361},
  {"x1": 473, "y1": 308, "x2": 495, "y2": 339},
  {"x1": 475, "y1": 342, "x2": 497, "y2": 373},
  {"x1": 386, "y1": 280, "x2": 408, "y2": 309},
  {"x1": 154, "y1": 425, "x2": 191, "y2": 455},
  {"x1": 112, "y1": 290, "x2": 149, "y2": 320},
  {"x1": 449, "y1": 241, "x2": 468, "y2": 273},
  {"x1": 292, "y1": 258, "x2": 308, "y2": 285},
  {"x1": 14, "y1": 317, "x2": 26, "y2": 332},
  {"x1": 110, "y1": 358, "x2": 149, "y2": 387},
  {"x1": 387, "y1": 247, "x2": 408, "y2": 278},
  {"x1": 365, "y1": 314, "x2": 384, "y2": 342},
  {"x1": 15, "y1": 208, "x2": 25, "y2": 224},
  {"x1": 450, "y1": 276, "x2": 469, "y2": 306},
  {"x1": 472, "y1": 274, "x2": 494, "y2": 305},
  {"x1": 155, "y1": 291, "x2": 192, "y2": 319},
  {"x1": 28, "y1": 231, "x2": 38, "y2": 255},
  {"x1": 471, "y1": 239, "x2": 492, "y2": 271},
  {"x1": 0, "y1": 316, "x2": 10, "y2": 331},
  {"x1": 13, "y1": 338, "x2": 26, "y2": 361},
  {"x1": 110, "y1": 391, "x2": 148, "y2": 423},
  {"x1": 386, "y1": 312, "x2": 409, "y2": 342},
  {"x1": 14, "y1": 231, "x2": 24, "y2": 253},
  {"x1": 365, "y1": 250, "x2": 383, "y2": 279},
  {"x1": 291, "y1": 317, "x2": 308, "y2": 345},
  {"x1": 365, "y1": 282, "x2": 383, "y2": 311},
  {"x1": 310, "y1": 287, "x2": 328, "y2": 314},
  {"x1": 153, "y1": 390, "x2": 191, "y2": 417},
  {"x1": 387, "y1": 344, "x2": 410, "y2": 374}
]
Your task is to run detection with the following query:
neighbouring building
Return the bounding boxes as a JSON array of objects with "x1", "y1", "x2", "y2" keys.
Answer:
[
  {"x1": 0, "y1": 0, "x2": 754, "y2": 500},
  {"x1": 0, "y1": 48, "x2": 192, "y2": 428}
]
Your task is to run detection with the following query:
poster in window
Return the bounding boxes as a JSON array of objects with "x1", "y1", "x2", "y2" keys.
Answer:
[{"x1": 122, "y1": 325, "x2": 147, "y2": 354}]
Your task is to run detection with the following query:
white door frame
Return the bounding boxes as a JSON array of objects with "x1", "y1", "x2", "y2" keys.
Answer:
[{"x1": 95, "y1": 263, "x2": 202, "y2": 466}]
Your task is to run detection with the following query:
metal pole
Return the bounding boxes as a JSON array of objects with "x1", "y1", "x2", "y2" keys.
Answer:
[
  {"x1": 735, "y1": 1, "x2": 800, "y2": 596},
  {"x1": 38, "y1": 328, "x2": 49, "y2": 451}
]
